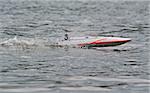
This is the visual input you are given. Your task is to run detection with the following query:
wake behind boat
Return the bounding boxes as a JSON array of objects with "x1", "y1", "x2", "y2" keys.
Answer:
[{"x1": 57, "y1": 36, "x2": 131, "y2": 48}]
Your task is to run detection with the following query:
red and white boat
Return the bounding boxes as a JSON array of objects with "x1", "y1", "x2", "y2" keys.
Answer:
[{"x1": 57, "y1": 36, "x2": 131, "y2": 48}]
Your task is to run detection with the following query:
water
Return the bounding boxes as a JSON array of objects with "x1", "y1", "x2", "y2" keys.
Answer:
[{"x1": 0, "y1": 0, "x2": 149, "y2": 93}]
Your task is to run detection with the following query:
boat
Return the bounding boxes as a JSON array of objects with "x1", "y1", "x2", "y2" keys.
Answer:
[{"x1": 57, "y1": 36, "x2": 131, "y2": 48}]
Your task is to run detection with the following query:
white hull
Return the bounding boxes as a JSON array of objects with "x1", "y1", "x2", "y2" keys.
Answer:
[{"x1": 57, "y1": 36, "x2": 131, "y2": 48}]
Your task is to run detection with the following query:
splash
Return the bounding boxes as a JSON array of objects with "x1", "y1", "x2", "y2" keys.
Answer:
[
  {"x1": 0, "y1": 36, "x2": 56, "y2": 49},
  {"x1": 0, "y1": 36, "x2": 35, "y2": 47}
]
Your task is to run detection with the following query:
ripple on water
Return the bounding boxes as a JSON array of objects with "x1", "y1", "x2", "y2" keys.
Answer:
[
  {"x1": 0, "y1": 0, "x2": 149, "y2": 93},
  {"x1": 60, "y1": 86, "x2": 111, "y2": 91},
  {"x1": 66, "y1": 76, "x2": 150, "y2": 83}
]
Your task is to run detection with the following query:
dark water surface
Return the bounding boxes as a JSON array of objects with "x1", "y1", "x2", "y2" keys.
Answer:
[{"x1": 0, "y1": 0, "x2": 149, "y2": 93}]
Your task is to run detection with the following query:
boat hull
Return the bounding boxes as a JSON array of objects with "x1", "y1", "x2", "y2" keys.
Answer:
[
  {"x1": 57, "y1": 36, "x2": 131, "y2": 48},
  {"x1": 79, "y1": 41, "x2": 130, "y2": 48}
]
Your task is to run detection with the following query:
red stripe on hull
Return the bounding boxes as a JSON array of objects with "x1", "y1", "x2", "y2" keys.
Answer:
[{"x1": 78, "y1": 40, "x2": 131, "y2": 47}]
